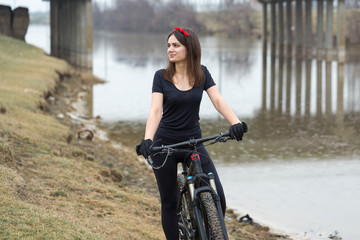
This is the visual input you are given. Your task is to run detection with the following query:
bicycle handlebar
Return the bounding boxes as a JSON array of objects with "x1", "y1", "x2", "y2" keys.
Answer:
[{"x1": 151, "y1": 130, "x2": 232, "y2": 153}]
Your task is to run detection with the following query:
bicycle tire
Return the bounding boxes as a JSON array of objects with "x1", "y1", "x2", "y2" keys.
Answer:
[
  {"x1": 199, "y1": 192, "x2": 227, "y2": 240},
  {"x1": 177, "y1": 174, "x2": 195, "y2": 240}
]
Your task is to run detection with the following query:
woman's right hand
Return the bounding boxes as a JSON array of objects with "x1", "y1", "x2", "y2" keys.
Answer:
[{"x1": 136, "y1": 139, "x2": 153, "y2": 158}]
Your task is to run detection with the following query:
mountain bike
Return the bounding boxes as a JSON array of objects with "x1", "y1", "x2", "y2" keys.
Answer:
[{"x1": 150, "y1": 131, "x2": 233, "y2": 240}]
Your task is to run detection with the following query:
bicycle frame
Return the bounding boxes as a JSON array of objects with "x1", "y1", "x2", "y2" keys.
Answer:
[
  {"x1": 150, "y1": 131, "x2": 232, "y2": 240},
  {"x1": 177, "y1": 144, "x2": 229, "y2": 240}
]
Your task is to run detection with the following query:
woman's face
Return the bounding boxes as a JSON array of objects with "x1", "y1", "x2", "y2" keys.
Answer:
[{"x1": 167, "y1": 34, "x2": 187, "y2": 63}]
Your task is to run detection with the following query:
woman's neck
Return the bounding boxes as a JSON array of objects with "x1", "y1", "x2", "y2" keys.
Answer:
[{"x1": 175, "y1": 62, "x2": 187, "y2": 77}]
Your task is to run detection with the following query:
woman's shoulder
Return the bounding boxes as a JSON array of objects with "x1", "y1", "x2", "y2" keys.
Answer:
[
  {"x1": 155, "y1": 69, "x2": 166, "y2": 76},
  {"x1": 200, "y1": 65, "x2": 215, "y2": 89},
  {"x1": 201, "y1": 65, "x2": 212, "y2": 76},
  {"x1": 200, "y1": 65, "x2": 212, "y2": 78},
  {"x1": 201, "y1": 65, "x2": 208, "y2": 72},
  {"x1": 153, "y1": 69, "x2": 166, "y2": 81}
]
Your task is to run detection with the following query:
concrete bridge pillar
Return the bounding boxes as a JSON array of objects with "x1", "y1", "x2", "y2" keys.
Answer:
[
  {"x1": 295, "y1": 0, "x2": 303, "y2": 59},
  {"x1": 270, "y1": 1, "x2": 276, "y2": 112},
  {"x1": 261, "y1": 2, "x2": 268, "y2": 111},
  {"x1": 259, "y1": 0, "x2": 347, "y2": 117},
  {"x1": 50, "y1": 0, "x2": 93, "y2": 71},
  {"x1": 337, "y1": 0, "x2": 346, "y2": 63},
  {"x1": 325, "y1": 0, "x2": 334, "y2": 115},
  {"x1": 0, "y1": 5, "x2": 29, "y2": 41}
]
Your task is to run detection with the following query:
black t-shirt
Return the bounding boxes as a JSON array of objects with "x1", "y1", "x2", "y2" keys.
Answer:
[{"x1": 152, "y1": 65, "x2": 216, "y2": 131}]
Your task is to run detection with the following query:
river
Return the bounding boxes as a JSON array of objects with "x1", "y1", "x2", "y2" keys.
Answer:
[{"x1": 26, "y1": 24, "x2": 360, "y2": 240}]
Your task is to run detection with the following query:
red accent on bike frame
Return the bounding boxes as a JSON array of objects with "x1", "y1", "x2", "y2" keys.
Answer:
[{"x1": 191, "y1": 154, "x2": 200, "y2": 161}]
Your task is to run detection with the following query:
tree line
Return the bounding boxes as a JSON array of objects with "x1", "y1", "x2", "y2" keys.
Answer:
[{"x1": 92, "y1": 0, "x2": 259, "y2": 36}]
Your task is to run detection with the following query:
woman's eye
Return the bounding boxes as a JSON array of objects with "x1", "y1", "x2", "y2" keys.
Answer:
[{"x1": 167, "y1": 43, "x2": 180, "y2": 48}]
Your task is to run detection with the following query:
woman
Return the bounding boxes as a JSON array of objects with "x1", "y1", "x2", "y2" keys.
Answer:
[{"x1": 136, "y1": 27, "x2": 247, "y2": 240}]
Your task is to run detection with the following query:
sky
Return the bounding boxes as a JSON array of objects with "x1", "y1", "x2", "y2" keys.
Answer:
[
  {"x1": 0, "y1": 0, "x2": 49, "y2": 13},
  {"x1": 0, "y1": 0, "x2": 109, "y2": 13},
  {"x1": 0, "y1": 0, "x2": 149, "y2": 13},
  {"x1": 0, "y1": 0, "x2": 223, "y2": 13}
]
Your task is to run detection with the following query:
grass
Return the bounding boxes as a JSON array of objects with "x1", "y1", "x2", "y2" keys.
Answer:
[{"x1": 0, "y1": 34, "x2": 164, "y2": 240}]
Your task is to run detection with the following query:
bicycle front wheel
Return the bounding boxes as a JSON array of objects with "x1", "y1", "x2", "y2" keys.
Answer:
[
  {"x1": 199, "y1": 192, "x2": 228, "y2": 240},
  {"x1": 177, "y1": 174, "x2": 195, "y2": 239}
]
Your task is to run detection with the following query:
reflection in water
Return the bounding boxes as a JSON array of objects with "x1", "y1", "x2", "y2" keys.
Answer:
[
  {"x1": 277, "y1": 45, "x2": 284, "y2": 113},
  {"x1": 261, "y1": 44, "x2": 358, "y2": 122},
  {"x1": 285, "y1": 46, "x2": 292, "y2": 115},
  {"x1": 259, "y1": 39, "x2": 360, "y2": 155},
  {"x1": 305, "y1": 59, "x2": 311, "y2": 117},
  {"x1": 337, "y1": 63, "x2": 344, "y2": 126},
  {"x1": 295, "y1": 56, "x2": 302, "y2": 117}
]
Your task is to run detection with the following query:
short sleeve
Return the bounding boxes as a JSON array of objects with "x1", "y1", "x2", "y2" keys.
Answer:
[
  {"x1": 202, "y1": 66, "x2": 216, "y2": 91},
  {"x1": 152, "y1": 70, "x2": 164, "y2": 93}
]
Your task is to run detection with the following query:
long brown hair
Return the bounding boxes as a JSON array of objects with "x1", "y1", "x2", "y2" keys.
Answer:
[{"x1": 164, "y1": 28, "x2": 204, "y2": 87}]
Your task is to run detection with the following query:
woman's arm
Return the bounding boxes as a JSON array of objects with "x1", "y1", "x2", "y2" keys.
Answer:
[
  {"x1": 144, "y1": 92, "x2": 163, "y2": 140},
  {"x1": 206, "y1": 85, "x2": 241, "y2": 125}
]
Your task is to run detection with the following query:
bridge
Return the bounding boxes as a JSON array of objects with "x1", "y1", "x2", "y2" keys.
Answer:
[
  {"x1": 259, "y1": 0, "x2": 346, "y2": 62},
  {"x1": 44, "y1": 0, "x2": 93, "y2": 71},
  {"x1": 258, "y1": 0, "x2": 348, "y2": 123}
]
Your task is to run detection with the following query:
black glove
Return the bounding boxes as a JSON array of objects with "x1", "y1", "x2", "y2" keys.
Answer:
[
  {"x1": 229, "y1": 122, "x2": 247, "y2": 141},
  {"x1": 136, "y1": 139, "x2": 153, "y2": 158},
  {"x1": 242, "y1": 121, "x2": 248, "y2": 133}
]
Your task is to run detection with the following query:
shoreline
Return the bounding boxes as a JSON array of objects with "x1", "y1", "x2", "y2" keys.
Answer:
[{"x1": 227, "y1": 205, "x2": 310, "y2": 240}]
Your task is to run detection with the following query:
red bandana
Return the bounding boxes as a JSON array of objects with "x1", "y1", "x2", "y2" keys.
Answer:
[{"x1": 174, "y1": 27, "x2": 190, "y2": 37}]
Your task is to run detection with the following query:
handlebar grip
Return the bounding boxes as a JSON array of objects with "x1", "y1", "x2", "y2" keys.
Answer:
[
  {"x1": 222, "y1": 131, "x2": 230, "y2": 137},
  {"x1": 151, "y1": 146, "x2": 162, "y2": 152}
]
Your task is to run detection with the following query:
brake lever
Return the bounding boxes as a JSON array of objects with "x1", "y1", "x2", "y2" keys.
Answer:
[
  {"x1": 220, "y1": 136, "x2": 233, "y2": 142},
  {"x1": 209, "y1": 136, "x2": 232, "y2": 145},
  {"x1": 153, "y1": 148, "x2": 173, "y2": 157}
]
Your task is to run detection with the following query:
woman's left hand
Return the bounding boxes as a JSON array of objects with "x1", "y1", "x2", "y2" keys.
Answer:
[{"x1": 229, "y1": 122, "x2": 248, "y2": 141}]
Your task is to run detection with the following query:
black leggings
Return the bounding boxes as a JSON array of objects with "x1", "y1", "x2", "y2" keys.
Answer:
[{"x1": 151, "y1": 129, "x2": 226, "y2": 240}]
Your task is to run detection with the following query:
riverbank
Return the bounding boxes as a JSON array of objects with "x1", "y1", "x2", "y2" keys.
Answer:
[{"x1": 0, "y1": 34, "x2": 290, "y2": 239}]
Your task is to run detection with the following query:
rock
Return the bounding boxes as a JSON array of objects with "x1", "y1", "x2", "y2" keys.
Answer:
[
  {"x1": 57, "y1": 113, "x2": 64, "y2": 119},
  {"x1": 0, "y1": 106, "x2": 6, "y2": 114},
  {"x1": 12, "y1": 7, "x2": 29, "y2": 41},
  {"x1": 77, "y1": 129, "x2": 94, "y2": 140},
  {"x1": 0, "y1": 5, "x2": 29, "y2": 41},
  {"x1": 0, "y1": 5, "x2": 12, "y2": 36}
]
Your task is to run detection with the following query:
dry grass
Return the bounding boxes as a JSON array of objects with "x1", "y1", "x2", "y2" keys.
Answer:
[{"x1": 0, "y1": 34, "x2": 164, "y2": 240}]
